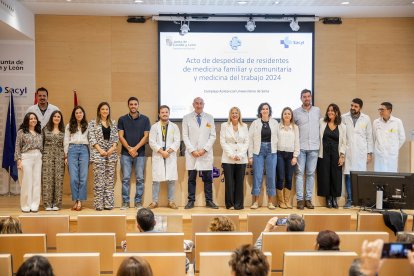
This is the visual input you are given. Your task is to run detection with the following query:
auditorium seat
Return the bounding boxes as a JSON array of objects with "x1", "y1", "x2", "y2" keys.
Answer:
[
  {"x1": 303, "y1": 214, "x2": 352, "y2": 231},
  {"x1": 247, "y1": 214, "x2": 292, "y2": 242},
  {"x1": 125, "y1": 232, "x2": 184, "y2": 252},
  {"x1": 56, "y1": 233, "x2": 115, "y2": 273},
  {"x1": 0, "y1": 254, "x2": 12, "y2": 276},
  {"x1": 199, "y1": 251, "x2": 272, "y2": 276},
  {"x1": 379, "y1": 258, "x2": 413, "y2": 276},
  {"x1": 24, "y1": 253, "x2": 100, "y2": 276},
  {"x1": 113, "y1": 252, "x2": 186, "y2": 276},
  {"x1": 77, "y1": 214, "x2": 126, "y2": 245},
  {"x1": 194, "y1": 232, "x2": 252, "y2": 271},
  {"x1": 19, "y1": 215, "x2": 69, "y2": 249},
  {"x1": 262, "y1": 232, "x2": 318, "y2": 272},
  {"x1": 357, "y1": 213, "x2": 413, "y2": 242},
  {"x1": 191, "y1": 214, "x2": 240, "y2": 240},
  {"x1": 337, "y1": 231, "x2": 389, "y2": 255},
  {"x1": 283, "y1": 251, "x2": 357, "y2": 276},
  {"x1": 0, "y1": 234, "x2": 46, "y2": 273}
]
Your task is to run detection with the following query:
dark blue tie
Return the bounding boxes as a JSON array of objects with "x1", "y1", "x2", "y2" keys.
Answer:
[{"x1": 197, "y1": 114, "x2": 201, "y2": 127}]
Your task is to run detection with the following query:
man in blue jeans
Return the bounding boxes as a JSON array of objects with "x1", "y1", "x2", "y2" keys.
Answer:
[
  {"x1": 293, "y1": 89, "x2": 320, "y2": 210},
  {"x1": 118, "y1": 97, "x2": 150, "y2": 209}
]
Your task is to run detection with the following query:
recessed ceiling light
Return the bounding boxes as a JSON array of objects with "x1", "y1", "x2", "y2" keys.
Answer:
[
  {"x1": 341, "y1": 1, "x2": 350, "y2": 4},
  {"x1": 66, "y1": 0, "x2": 72, "y2": 2},
  {"x1": 273, "y1": 1, "x2": 280, "y2": 4},
  {"x1": 134, "y1": 0, "x2": 143, "y2": 3},
  {"x1": 237, "y1": 1, "x2": 248, "y2": 5}
]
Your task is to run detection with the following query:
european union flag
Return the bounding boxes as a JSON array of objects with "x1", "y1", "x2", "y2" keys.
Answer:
[{"x1": 2, "y1": 93, "x2": 18, "y2": 181}]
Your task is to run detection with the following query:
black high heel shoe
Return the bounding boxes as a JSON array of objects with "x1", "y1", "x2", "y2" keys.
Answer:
[
  {"x1": 332, "y1": 197, "x2": 338, "y2": 209},
  {"x1": 326, "y1": 196, "x2": 332, "y2": 208}
]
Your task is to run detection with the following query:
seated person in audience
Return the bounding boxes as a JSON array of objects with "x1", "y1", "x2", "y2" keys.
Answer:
[
  {"x1": 349, "y1": 239, "x2": 414, "y2": 276},
  {"x1": 208, "y1": 216, "x2": 236, "y2": 232},
  {"x1": 229, "y1": 244, "x2": 269, "y2": 276},
  {"x1": 0, "y1": 216, "x2": 22, "y2": 234},
  {"x1": 255, "y1": 214, "x2": 305, "y2": 250},
  {"x1": 16, "y1": 255, "x2": 54, "y2": 276},
  {"x1": 117, "y1": 256, "x2": 153, "y2": 276},
  {"x1": 396, "y1": 232, "x2": 414, "y2": 244},
  {"x1": 315, "y1": 230, "x2": 340, "y2": 251}
]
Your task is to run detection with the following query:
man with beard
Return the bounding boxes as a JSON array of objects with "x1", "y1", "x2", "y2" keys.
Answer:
[
  {"x1": 118, "y1": 97, "x2": 150, "y2": 210},
  {"x1": 342, "y1": 98, "x2": 373, "y2": 208},
  {"x1": 25, "y1": 87, "x2": 59, "y2": 128}
]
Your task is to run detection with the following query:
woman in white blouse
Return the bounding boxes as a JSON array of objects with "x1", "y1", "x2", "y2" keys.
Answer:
[
  {"x1": 276, "y1": 107, "x2": 300, "y2": 209},
  {"x1": 248, "y1": 103, "x2": 279, "y2": 210},
  {"x1": 220, "y1": 107, "x2": 249, "y2": 210},
  {"x1": 64, "y1": 106, "x2": 89, "y2": 211}
]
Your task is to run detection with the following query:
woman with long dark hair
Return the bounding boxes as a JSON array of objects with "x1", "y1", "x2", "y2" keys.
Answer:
[
  {"x1": 42, "y1": 110, "x2": 65, "y2": 211},
  {"x1": 14, "y1": 112, "x2": 42, "y2": 213},
  {"x1": 89, "y1": 102, "x2": 119, "y2": 211},
  {"x1": 64, "y1": 106, "x2": 89, "y2": 211},
  {"x1": 317, "y1": 103, "x2": 347, "y2": 208}
]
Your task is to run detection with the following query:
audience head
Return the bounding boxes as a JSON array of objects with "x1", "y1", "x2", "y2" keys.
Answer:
[
  {"x1": 286, "y1": 214, "x2": 305, "y2": 232},
  {"x1": 16, "y1": 255, "x2": 54, "y2": 276},
  {"x1": 208, "y1": 216, "x2": 236, "y2": 232},
  {"x1": 397, "y1": 232, "x2": 414, "y2": 244},
  {"x1": 229, "y1": 244, "x2": 269, "y2": 276},
  {"x1": 0, "y1": 216, "x2": 22, "y2": 234},
  {"x1": 116, "y1": 256, "x2": 153, "y2": 276},
  {"x1": 348, "y1": 258, "x2": 364, "y2": 276},
  {"x1": 20, "y1": 112, "x2": 41, "y2": 134},
  {"x1": 316, "y1": 230, "x2": 340, "y2": 251},
  {"x1": 136, "y1": 208, "x2": 156, "y2": 232}
]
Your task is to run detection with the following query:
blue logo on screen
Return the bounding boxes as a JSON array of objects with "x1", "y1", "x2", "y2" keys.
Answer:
[
  {"x1": 229, "y1": 37, "x2": 241, "y2": 50},
  {"x1": 0, "y1": 85, "x2": 28, "y2": 96},
  {"x1": 280, "y1": 36, "x2": 305, "y2": 48}
]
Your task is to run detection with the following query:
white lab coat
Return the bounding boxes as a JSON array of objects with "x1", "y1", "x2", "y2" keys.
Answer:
[
  {"x1": 182, "y1": 112, "x2": 216, "y2": 170},
  {"x1": 373, "y1": 115, "x2": 406, "y2": 172},
  {"x1": 342, "y1": 112, "x2": 373, "y2": 174},
  {"x1": 220, "y1": 122, "x2": 249, "y2": 164},
  {"x1": 149, "y1": 121, "x2": 181, "y2": 181},
  {"x1": 318, "y1": 119, "x2": 347, "y2": 158}
]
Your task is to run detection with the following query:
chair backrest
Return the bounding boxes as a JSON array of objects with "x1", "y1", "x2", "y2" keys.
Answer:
[
  {"x1": 0, "y1": 234, "x2": 46, "y2": 273},
  {"x1": 129, "y1": 215, "x2": 184, "y2": 233},
  {"x1": 199, "y1": 251, "x2": 272, "y2": 276},
  {"x1": 19, "y1": 215, "x2": 69, "y2": 249},
  {"x1": 0, "y1": 254, "x2": 12, "y2": 276},
  {"x1": 24, "y1": 253, "x2": 100, "y2": 276},
  {"x1": 379, "y1": 258, "x2": 413, "y2": 276},
  {"x1": 303, "y1": 214, "x2": 352, "y2": 231},
  {"x1": 113, "y1": 252, "x2": 186, "y2": 276},
  {"x1": 357, "y1": 213, "x2": 413, "y2": 242},
  {"x1": 126, "y1": 232, "x2": 184, "y2": 252},
  {"x1": 56, "y1": 233, "x2": 116, "y2": 273},
  {"x1": 77, "y1": 215, "x2": 126, "y2": 245},
  {"x1": 247, "y1": 214, "x2": 292, "y2": 242},
  {"x1": 337, "y1": 231, "x2": 389, "y2": 255},
  {"x1": 191, "y1": 214, "x2": 240, "y2": 239},
  {"x1": 195, "y1": 232, "x2": 252, "y2": 271},
  {"x1": 283, "y1": 251, "x2": 358, "y2": 276},
  {"x1": 262, "y1": 232, "x2": 318, "y2": 272}
]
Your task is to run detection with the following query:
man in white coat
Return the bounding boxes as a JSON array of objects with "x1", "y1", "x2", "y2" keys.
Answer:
[
  {"x1": 182, "y1": 97, "x2": 218, "y2": 209},
  {"x1": 373, "y1": 102, "x2": 406, "y2": 172},
  {"x1": 342, "y1": 98, "x2": 373, "y2": 208},
  {"x1": 148, "y1": 105, "x2": 180, "y2": 209},
  {"x1": 25, "y1": 87, "x2": 59, "y2": 128}
]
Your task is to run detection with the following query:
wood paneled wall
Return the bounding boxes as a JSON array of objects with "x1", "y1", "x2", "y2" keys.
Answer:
[{"x1": 36, "y1": 16, "x2": 414, "y2": 174}]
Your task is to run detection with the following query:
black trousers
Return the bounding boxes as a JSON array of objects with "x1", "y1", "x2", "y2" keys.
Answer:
[
  {"x1": 187, "y1": 170, "x2": 213, "y2": 202},
  {"x1": 223, "y1": 163, "x2": 246, "y2": 210},
  {"x1": 317, "y1": 147, "x2": 342, "y2": 197}
]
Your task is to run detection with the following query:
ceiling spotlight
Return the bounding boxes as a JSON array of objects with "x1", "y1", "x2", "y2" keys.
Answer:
[
  {"x1": 245, "y1": 18, "x2": 256, "y2": 32},
  {"x1": 289, "y1": 17, "x2": 300, "y2": 32},
  {"x1": 134, "y1": 0, "x2": 143, "y2": 3},
  {"x1": 341, "y1": 1, "x2": 350, "y2": 4},
  {"x1": 180, "y1": 19, "x2": 190, "y2": 36}
]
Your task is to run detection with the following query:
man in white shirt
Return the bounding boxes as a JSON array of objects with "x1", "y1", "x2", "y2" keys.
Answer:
[
  {"x1": 342, "y1": 98, "x2": 373, "y2": 208},
  {"x1": 373, "y1": 102, "x2": 406, "y2": 172},
  {"x1": 25, "y1": 87, "x2": 59, "y2": 128}
]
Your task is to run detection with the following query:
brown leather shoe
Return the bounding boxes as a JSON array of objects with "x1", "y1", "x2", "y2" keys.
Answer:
[
  {"x1": 168, "y1": 201, "x2": 178, "y2": 209},
  {"x1": 297, "y1": 200, "x2": 304, "y2": 210},
  {"x1": 305, "y1": 200, "x2": 314, "y2": 209},
  {"x1": 147, "y1": 202, "x2": 158, "y2": 209}
]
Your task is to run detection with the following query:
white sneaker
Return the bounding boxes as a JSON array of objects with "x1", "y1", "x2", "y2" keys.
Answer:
[
  {"x1": 45, "y1": 207, "x2": 53, "y2": 211},
  {"x1": 52, "y1": 206, "x2": 60, "y2": 211}
]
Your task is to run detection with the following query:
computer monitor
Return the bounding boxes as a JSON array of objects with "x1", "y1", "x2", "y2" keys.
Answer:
[{"x1": 350, "y1": 171, "x2": 414, "y2": 210}]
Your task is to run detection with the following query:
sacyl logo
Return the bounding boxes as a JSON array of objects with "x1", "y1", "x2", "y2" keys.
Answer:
[
  {"x1": 280, "y1": 36, "x2": 304, "y2": 48},
  {"x1": 0, "y1": 85, "x2": 28, "y2": 96}
]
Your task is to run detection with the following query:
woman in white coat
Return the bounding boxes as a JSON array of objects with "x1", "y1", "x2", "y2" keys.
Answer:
[
  {"x1": 248, "y1": 103, "x2": 279, "y2": 210},
  {"x1": 317, "y1": 103, "x2": 347, "y2": 209},
  {"x1": 148, "y1": 105, "x2": 181, "y2": 209},
  {"x1": 220, "y1": 107, "x2": 249, "y2": 210}
]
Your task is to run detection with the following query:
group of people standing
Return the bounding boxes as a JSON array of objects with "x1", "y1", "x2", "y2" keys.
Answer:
[{"x1": 13, "y1": 87, "x2": 406, "y2": 212}]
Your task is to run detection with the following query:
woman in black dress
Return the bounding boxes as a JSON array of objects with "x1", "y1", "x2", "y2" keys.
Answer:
[{"x1": 317, "y1": 104, "x2": 346, "y2": 208}]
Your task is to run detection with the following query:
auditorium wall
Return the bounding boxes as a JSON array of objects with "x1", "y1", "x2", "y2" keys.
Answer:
[{"x1": 35, "y1": 16, "x2": 414, "y2": 203}]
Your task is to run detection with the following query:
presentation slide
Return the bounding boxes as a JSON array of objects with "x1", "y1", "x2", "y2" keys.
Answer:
[{"x1": 159, "y1": 31, "x2": 313, "y2": 120}]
